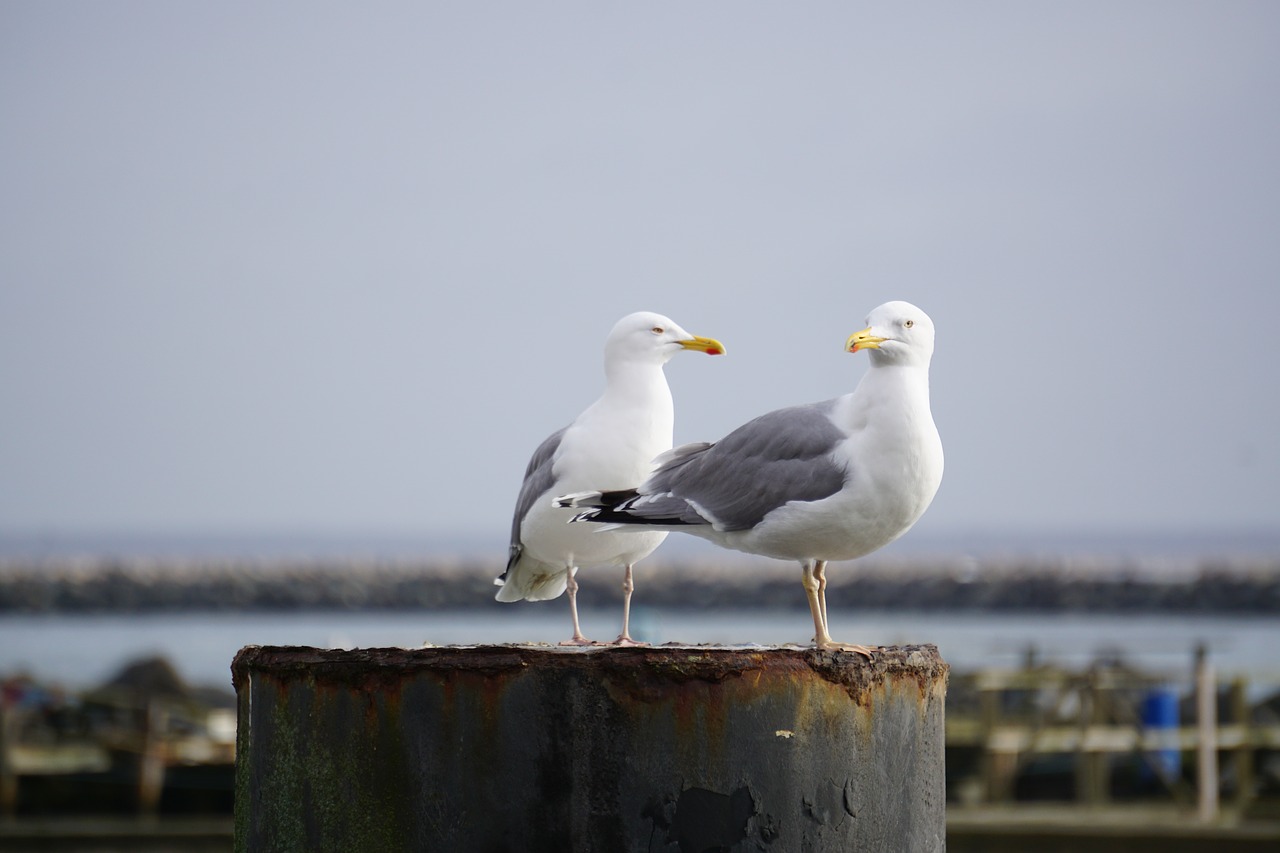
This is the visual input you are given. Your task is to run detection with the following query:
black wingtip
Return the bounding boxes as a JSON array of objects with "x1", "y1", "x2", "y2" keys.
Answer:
[{"x1": 570, "y1": 507, "x2": 696, "y2": 527}]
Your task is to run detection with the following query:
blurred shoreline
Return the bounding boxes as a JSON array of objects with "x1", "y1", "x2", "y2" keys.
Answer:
[{"x1": 2, "y1": 552, "x2": 1278, "y2": 614}]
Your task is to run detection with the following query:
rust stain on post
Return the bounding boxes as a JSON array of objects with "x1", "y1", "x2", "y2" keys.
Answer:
[{"x1": 233, "y1": 644, "x2": 948, "y2": 852}]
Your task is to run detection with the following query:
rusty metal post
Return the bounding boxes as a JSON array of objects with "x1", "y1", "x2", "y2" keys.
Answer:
[{"x1": 233, "y1": 644, "x2": 948, "y2": 852}]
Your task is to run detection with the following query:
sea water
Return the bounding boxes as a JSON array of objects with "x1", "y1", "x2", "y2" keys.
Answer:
[{"x1": 2, "y1": 608, "x2": 1278, "y2": 694}]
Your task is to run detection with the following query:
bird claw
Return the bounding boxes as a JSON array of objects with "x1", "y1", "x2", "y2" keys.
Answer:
[
  {"x1": 610, "y1": 636, "x2": 649, "y2": 647},
  {"x1": 558, "y1": 636, "x2": 603, "y2": 647},
  {"x1": 816, "y1": 642, "x2": 876, "y2": 659}
]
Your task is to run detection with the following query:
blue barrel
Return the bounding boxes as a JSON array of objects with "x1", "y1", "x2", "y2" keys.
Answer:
[{"x1": 1141, "y1": 687, "x2": 1181, "y2": 781}]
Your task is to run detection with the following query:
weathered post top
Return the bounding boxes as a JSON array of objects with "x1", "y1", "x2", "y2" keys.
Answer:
[{"x1": 234, "y1": 644, "x2": 947, "y2": 853}]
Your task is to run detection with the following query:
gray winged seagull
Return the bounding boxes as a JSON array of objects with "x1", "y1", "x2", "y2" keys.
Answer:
[
  {"x1": 495, "y1": 311, "x2": 724, "y2": 645},
  {"x1": 558, "y1": 301, "x2": 943, "y2": 655}
]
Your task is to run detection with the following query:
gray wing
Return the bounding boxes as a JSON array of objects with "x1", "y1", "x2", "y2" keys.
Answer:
[
  {"x1": 499, "y1": 426, "x2": 567, "y2": 580},
  {"x1": 644, "y1": 402, "x2": 847, "y2": 531}
]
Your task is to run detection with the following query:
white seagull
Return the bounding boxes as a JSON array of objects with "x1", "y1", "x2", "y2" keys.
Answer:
[
  {"x1": 558, "y1": 301, "x2": 943, "y2": 655},
  {"x1": 495, "y1": 311, "x2": 724, "y2": 645}
]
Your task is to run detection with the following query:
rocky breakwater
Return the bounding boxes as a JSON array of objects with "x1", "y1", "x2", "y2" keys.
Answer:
[{"x1": 1, "y1": 554, "x2": 1278, "y2": 614}]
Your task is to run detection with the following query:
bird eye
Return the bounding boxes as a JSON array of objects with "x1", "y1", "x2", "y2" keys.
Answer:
[
  {"x1": 651, "y1": 326, "x2": 664, "y2": 334},
  {"x1": 904, "y1": 319, "x2": 914, "y2": 329}
]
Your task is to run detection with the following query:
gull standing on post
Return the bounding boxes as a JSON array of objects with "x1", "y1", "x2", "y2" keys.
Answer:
[
  {"x1": 495, "y1": 312, "x2": 724, "y2": 645},
  {"x1": 559, "y1": 301, "x2": 942, "y2": 655}
]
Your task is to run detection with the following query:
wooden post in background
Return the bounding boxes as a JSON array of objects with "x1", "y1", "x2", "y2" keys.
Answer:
[{"x1": 1196, "y1": 643, "x2": 1219, "y2": 823}]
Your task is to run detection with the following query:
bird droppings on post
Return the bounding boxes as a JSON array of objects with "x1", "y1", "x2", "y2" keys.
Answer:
[{"x1": 233, "y1": 643, "x2": 948, "y2": 852}]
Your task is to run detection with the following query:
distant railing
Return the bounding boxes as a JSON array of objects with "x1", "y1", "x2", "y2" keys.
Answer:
[{"x1": 946, "y1": 646, "x2": 1280, "y2": 819}]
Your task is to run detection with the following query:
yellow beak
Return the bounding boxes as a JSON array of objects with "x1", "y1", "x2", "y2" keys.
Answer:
[
  {"x1": 846, "y1": 327, "x2": 887, "y2": 353},
  {"x1": 679, "y1": 335, "x2": 726, "y2": 356}
]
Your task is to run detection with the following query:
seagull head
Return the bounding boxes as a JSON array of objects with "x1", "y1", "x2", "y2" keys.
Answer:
[
  {"x1": 605, "y1": 311, "x2": 725, "y2": 366},
  {"x1": 846, "y1": 301, "x2": 935, "y2": 367}
]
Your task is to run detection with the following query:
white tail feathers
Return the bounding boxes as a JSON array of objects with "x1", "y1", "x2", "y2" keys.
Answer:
[{"x1": 494, "y1": 556, "x2": 570, "y2": 602}]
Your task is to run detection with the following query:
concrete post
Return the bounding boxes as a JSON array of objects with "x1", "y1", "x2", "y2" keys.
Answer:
[{"x1": 233, "y1": 644, "x2": 948, "y2": 853}]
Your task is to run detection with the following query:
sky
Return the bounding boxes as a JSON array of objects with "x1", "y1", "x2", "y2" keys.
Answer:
[{"x1": 2, "y1": 2, "x2": 1278, "y2": 558}]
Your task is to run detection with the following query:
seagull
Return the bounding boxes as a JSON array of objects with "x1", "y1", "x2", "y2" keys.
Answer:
[
  {"x1": 557, "y1": 301, "x2": 943, "y2": 655},
  {"x1": 495, "y1": 311, "x2": 724, "y2": 646}
]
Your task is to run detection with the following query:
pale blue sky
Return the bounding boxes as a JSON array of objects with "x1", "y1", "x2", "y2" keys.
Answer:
[{"x1": 2, "y1": 2, "x2": 1278, "y2": 555}]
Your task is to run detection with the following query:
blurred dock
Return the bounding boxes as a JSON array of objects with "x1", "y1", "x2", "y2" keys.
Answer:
[
  {"x1": 1, "y1": 657, "x2": 235, "y2": 821},
  {"x1": 947, "y1": 805, "x2": 1280, "y2": 852},
  {"x1": 942, "y1": 643, "x2": 1280, "y2": 849},
  {"x1": 945, "y1": 647, "x2": 1280, "y2": 815}
]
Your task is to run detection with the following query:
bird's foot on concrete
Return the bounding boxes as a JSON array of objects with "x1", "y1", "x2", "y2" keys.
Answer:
[
  {"x1": 610, "y1": 635, "x2": 649, "y2": 647},
  {"x1": 558, "y1": 635, "x2": 603, "y2": 647},
  {"x1": 816, "y1": 641, "x2": 876, "y2": 659}
]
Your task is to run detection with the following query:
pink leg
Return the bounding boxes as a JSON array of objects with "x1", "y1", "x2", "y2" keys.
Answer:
[
  {"x1": 802, "y1": 560, "x2": 873, "y2": 658},
  {"x1": 558, "y1": 568, "x2": 596, "y2": 646},
  {"x1": 814, "y1": 560, "x2": 830, "y2": 636},
  {"x1": 612, "y1": 563, "x2": 648, "y2": 647}
]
